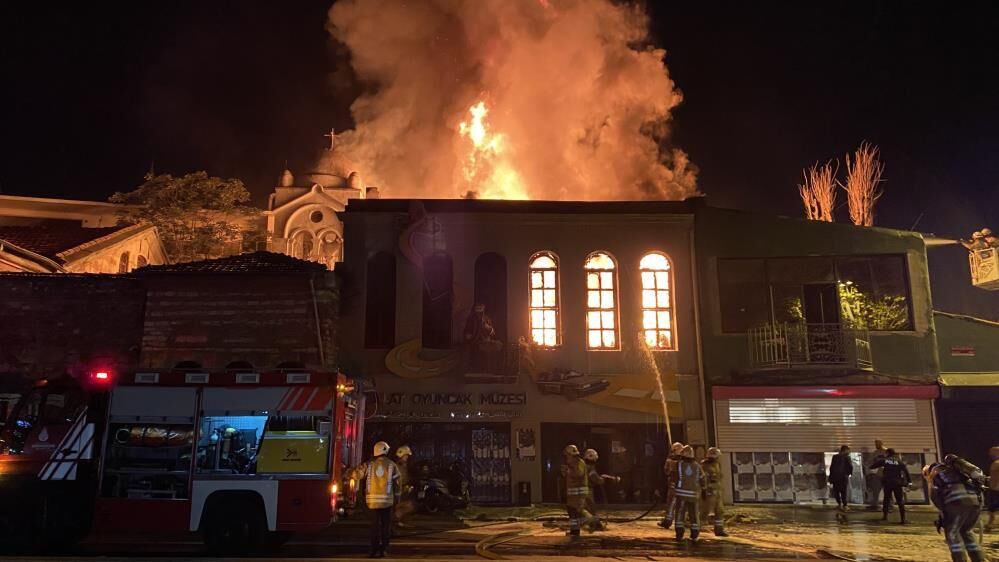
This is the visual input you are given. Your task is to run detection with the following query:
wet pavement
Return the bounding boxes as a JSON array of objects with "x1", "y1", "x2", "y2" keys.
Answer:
[{"x1": 1, "y1": 504, "x2": 996, "y2": 561}]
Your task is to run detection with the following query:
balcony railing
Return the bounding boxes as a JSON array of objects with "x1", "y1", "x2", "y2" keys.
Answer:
[{"x1": 748, "y1": 322, "x2": 873, "y2": 370}]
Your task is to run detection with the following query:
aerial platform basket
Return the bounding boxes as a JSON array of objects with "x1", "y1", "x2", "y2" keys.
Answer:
[{"x1": 970, "y1": 247, "x2": 999, "y2": 290}]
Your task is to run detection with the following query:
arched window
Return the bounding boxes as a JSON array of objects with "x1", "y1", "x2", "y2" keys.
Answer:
[
  {"x1": 135, "y1": 255, "x2": 148, "y2": 268},
  {"x1": 585, "y1": 252, "x2": 618, "y2": 350},
  {"x1": 422, "y1": 252, "x2": 453, "y2": 349},
  {"x1": 118, "y1": 251, "x2": 130, "y2": 273},
  {"x1": 640, "y1": 252, "x2": 675, "y2": 350},
  {"x1": 529, "y1": 252, "x2": 560, "y2": 347},
  {"x1": 365, "y1": 252, "x2": 397, "y2": 348},
  {"x1": 289, "y1": 231, "x2": 315, "y2": 260}
]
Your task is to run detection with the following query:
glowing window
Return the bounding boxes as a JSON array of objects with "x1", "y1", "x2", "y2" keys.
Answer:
[
  {"x1": 640, "y1": 252, "x2": 674, "y2": 349},
  {"x1": 585, "y1": 252, "x2": 618, "y2": 349},
  {"x1": 529, "y1": 253, "x2": 560, "y2": 347}
]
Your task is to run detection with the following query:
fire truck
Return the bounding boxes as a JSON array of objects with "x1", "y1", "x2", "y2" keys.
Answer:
[{"x1": 0, "y1": 366, "x2": 364, "y2": 553}]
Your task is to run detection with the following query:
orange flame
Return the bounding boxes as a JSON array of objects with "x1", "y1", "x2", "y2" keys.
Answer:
[{"x1": 457, "y1": 100, "x2": 527, "y2": 200}]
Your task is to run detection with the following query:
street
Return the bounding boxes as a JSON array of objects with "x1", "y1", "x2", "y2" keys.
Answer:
[{"x1": 2, "y1": 505, "x2": 997, "y2": 562}]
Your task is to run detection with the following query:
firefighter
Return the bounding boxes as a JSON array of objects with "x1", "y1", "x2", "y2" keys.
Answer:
[
  {"x1": 583, "y1": 448, "x2": 621, "y2": 530},
  {"x1": 929, "y1": 455, "x2": 988, "y2": 562},
  {"x1": 394, "y1": 445, "x2": 414, "y2": 522},
  {"x1": 350, "y1": 441, "x2": 401, "y2": 559},
  {"x1": 561, "y1": 444, "x2": 596, "y2": 536},
  {"x1": 700, "y1": 447, "x2": 728, "y2": 536},
  {"x1": 658, "y1": 441, "x2": 685, "y2": 529},
  {"x1": 673, "y1": 445, "x2": 705, "y2": 542},
  {"x1": 869, "y1": 448, "x2": 911, "y2": 523}
]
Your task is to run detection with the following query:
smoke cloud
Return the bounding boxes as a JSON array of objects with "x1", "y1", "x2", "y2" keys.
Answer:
[{"x1": 325, "y1": 0, "x2": 697, "y2": 200}]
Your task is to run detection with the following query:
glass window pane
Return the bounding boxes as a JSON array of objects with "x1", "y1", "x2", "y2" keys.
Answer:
[
  {"x1": 588, "y1": 311, "x2": 601, "y2": 329},
  {"x1": 585, "y1": 253, "x2": 615, "y2": 270},
  {"x1": 544, "y1": 289, "x2": 556, "y2": 307},
  {"x1": 601, "y1": 311, "x2": 615, "y2": 330},
  {"x1": 544, "y1": 310, "x2": 556, "y2": 328},
  {"x1": 657, "y1": 290, "x2": 670, "y2": 308},
  {"x1": 531, "y1": 309, "x2": 544, "y2": 328},
  {"x1": 587, "y1": 272, "x2": 599, "y2": 289},
  {"x1": 640, "y1": 253, "x2": 669, "y2": 270},
  {"x1": 658, "y1": 311, "x2": 671, "y2": 329},
  {"x1": 532, "y1": 329, "x2": 545, "y2": 345},
  {"x1": 602, "y1": 330, "x2": 616, "y2": 348},
  {"x1": 601, "y1": 290, "x2": 614, "y2": 309},
  {"x1": 641, "y1": 271, "x2": 655, "y2": 288},
  {"x1": 655, "y1": 271, "x2": 669, "y2": 289},
  {"x1": 600, "y1": 271, "x2": 613, "y2": 288},
  {"x1": 588, "y1": 330, "x2": 602, "y2": 348},
  {"x1": 532, "y1": 290, "x2": 543, "y2": 307},
  {"x1": 543, "y1": 270, "x2": 556, "y2": 288},
  {"x1": 643, "y1": 310, "x2": 657, "y2": 329},
  {"x1": 587, "y1": 290, "x2": 600, "y2": 308},
  {"x1": 645, "y1": 330, "x2": 657, "y2": 347},
  {"x1": 530, "y1": 255, "x2": 556, "y2": 269},
  {"x1": 544, "y1": 330, "x2": 557, "y2": 347},
  {"x1": 659, "y1": 330, "x2": 672, "y2": 348},
  {"x1": 643, "y1": 290, "x2": 656, "y2": 308},
  {"x1": 531, "y1": 271, "x2": 543, "y2": 288}
]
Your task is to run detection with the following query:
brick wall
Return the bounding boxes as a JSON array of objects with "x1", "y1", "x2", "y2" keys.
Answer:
[
  {"x1": 139, "y1": 272, "x2": 338, "y2": 371},
  {"x1": 0, "y1": 274, "x2": 145, "y2": 377}
]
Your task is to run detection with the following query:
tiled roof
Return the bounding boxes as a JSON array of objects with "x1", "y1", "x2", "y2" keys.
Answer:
[
  {"x1": 0, "y1": 224, "x2": 136, "y2": 262},
  {"x1": 137, "y1": 251, "x2": 327, "y2": 274}
]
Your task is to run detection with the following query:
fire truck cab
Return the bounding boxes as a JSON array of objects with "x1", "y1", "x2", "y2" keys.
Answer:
[{"x1": 0, "y1": 367, "x2": 364, "y2": 553}]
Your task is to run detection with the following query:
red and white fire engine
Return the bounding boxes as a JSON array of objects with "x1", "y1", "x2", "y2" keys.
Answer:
[{"x1": 0, "y1": 366, "x2": 364, "y2": 553}]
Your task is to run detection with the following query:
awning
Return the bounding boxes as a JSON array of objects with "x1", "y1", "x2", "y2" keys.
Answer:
[
  {"x1": 712, "y1": 385, "x2": 939, "y2": 400},
  {"x1": 939, "y1": 373, "x2": 999, "y2": 387}
]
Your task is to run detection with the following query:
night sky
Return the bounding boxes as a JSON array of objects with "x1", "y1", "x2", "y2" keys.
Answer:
[{"x1": 3, "y1": 1, "x2": 999, "y2": 315}]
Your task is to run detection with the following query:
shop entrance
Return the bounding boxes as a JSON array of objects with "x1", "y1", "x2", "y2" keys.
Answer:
[
  {"x1": 540, "y1": 422, "x2": 682, "y2": 504},
  {"x1": 365, "y1": 421, "x2": 511, "y2": 505}
]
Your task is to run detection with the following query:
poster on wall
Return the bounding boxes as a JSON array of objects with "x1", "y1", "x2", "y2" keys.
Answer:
[{"x1": 516, "y1": 429, "x2": 536, "y2": 461}]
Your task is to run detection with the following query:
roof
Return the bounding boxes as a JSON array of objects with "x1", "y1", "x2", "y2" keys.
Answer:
[
  {"x1": 136, "y1": 251, "x2": 327, "y2": 274},
  {"x1": 345, "y1": 198, "x2": 700, "y2": 214},
  {"x1": 0, "y1": 223, "x2": 140, "y2": 262}
]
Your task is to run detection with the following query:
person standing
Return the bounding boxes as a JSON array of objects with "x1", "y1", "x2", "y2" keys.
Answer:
[
  {"x1": 699, "y1": 447, "x2": 728, "y2": 536},
  {"x1": 869, "y1": 448, "x2": 910, "y2": 523},
  {"x1": 583, "y1": 448, "x2": 621, "y2": 530},
  {"x1": 350, "y1": 441, "x2": 401, "y2": 559},
  {"x1": 864, "y1": 439, "x2": 888, "y2": 510},
  {"x1": 393, "y1": 445, "x2": 414, "y2": 522},
  {"x1": 673, "y1": 445, "x2": 705, "y2": 542},
  {"x1": 986, "y1": 446, "x2": 999, "y2": 532},
  {"x1": 561, "y1": 444, "x2": 596, "y2": 536},
  {"x1": 658, "y1": 441, "x2": 685, "y2": 529},
  {"x1": 929, "y1": 455, "x2": 988, "y2": 562},
  {"x1": 829, "y1": 445, "x2": 854, "y2": 512}
]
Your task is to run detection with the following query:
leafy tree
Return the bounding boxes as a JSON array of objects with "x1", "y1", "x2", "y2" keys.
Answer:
[{"x1": 110, "y1": 171, "x2": 259, "y2": 263}]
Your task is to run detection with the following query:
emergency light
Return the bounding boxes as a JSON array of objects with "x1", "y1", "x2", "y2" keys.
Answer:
[{"x1": 90, "y1": 370, "x2": 114, "y2": 386}]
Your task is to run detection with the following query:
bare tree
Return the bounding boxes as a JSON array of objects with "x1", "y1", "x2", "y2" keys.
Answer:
[
  {"x1": 798, "y1": 160, "x2": 838, "y2": 222},
  {"x1": 842, "y1": 142, "x2": 885, "y2": 227}
]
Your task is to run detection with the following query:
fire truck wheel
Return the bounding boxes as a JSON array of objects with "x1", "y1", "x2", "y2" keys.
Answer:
[{"x1": 203, "y1": 497, "x2": 266, "y2": 554}]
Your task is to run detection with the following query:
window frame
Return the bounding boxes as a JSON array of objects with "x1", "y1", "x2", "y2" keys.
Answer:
[
  {"x1": 528, "y1": 251, "x2": 562, "y2": 348},
  {"x1": 584, "y1": 251, "x2": 620, "y2": 351},
  {"x1": 639, "y1": 251, "x2": 676, "y2": 351}
]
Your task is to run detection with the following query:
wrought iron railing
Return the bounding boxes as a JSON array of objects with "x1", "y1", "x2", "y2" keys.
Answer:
[{"x1": 748, "y1": 322, "x2": 873, "y2": 370}]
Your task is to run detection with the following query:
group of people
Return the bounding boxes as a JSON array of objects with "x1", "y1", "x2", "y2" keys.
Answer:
[
  {"x1": 960, "y1": 228, "x2": 999, "y2": 250},
  {"x1": 829, "y1": 440, "x2": 997, "y2": 562},
  {"x1": 655, "y1": 441, "x2": 727, "y2": 541},
  {"x1": 559, "y1": 444, "x2": 622, "y2": 535}
]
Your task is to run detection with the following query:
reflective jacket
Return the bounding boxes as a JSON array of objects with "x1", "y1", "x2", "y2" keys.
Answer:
[
  {"x1": 562, "y1": 457, "x2": 589, "y2": 508},
  {"x1": 700, "y1": 458, "x2": 723, "y2": 496},
  {"x1": 355, "y1": 456, "x2": 401, "y2": 509},
  {"x1": 664, "y1": 454, "x2": 680, "y2": 485},
  {"x1": 673, "y1": 459, "x2": 705, "y2": 500},
  {"x1": 931, "y1": 464, "x2": 981, "y2": 509}
]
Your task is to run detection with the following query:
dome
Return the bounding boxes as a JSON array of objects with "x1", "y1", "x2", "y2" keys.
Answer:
[{"x1": 279, "y1": 169, "x2": 295, "y2": 187}]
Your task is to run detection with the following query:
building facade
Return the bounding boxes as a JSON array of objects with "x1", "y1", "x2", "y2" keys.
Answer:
[{"x1": 338, "y1": 199, "x2": 703, "y2": 504}]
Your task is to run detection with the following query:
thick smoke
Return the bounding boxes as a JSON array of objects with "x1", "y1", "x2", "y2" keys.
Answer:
[{"x1": 325, "y1": 0, "x2": 698, "y2": 200}]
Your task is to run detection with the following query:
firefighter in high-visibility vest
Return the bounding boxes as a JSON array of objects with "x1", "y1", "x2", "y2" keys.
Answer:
[
  {"x1": 658, "y1": 441, "x2": 685, "y2": 529},
  {"x1": 583, "y1": 448, "x2": 620, "y2": 530},
  {"x1": 394, "y1": 445, "x2": 414, "y2": 522},
  {"x1": 700, "y1": 447, "x2": 728, "y2": 536},
  {"x1": 561, "y1": 444, "x2": 597, "y2": 536},
  {"x1": 928, "y1": 455, "x2": 988, "y2": 562},
  {"x1": 350, "y1": 441, "x2": 401, "y2": 558},
  {"x1": 673, "y1": 445, "x2": 705, "y2": 542}
]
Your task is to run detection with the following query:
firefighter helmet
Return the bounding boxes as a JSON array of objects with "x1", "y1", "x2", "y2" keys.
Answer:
[
  {"x1": 583, "y1": 448, "x2": 599, "y2": 462},
  {"x1": 671, "y1": 441, "x2": 684, "y2": 453},
  {"x1": 680, "y1": 445, "x2": 695, "y2": 459},
  {"x1": 706, "y1": 447, "x2": 722, "y2": 459},
  {"x1": 373, "y1": 441, "x2": 391, "y2": 456},
  {"x1": 396, "y1": 445, "x2": 412, "y2": 459},
  {"x1": 564, "y1": 444, "x2": 580, "y2": 456},
  {"x1": 983, "y1": 228, "x2": 993, "y2": 236}
]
